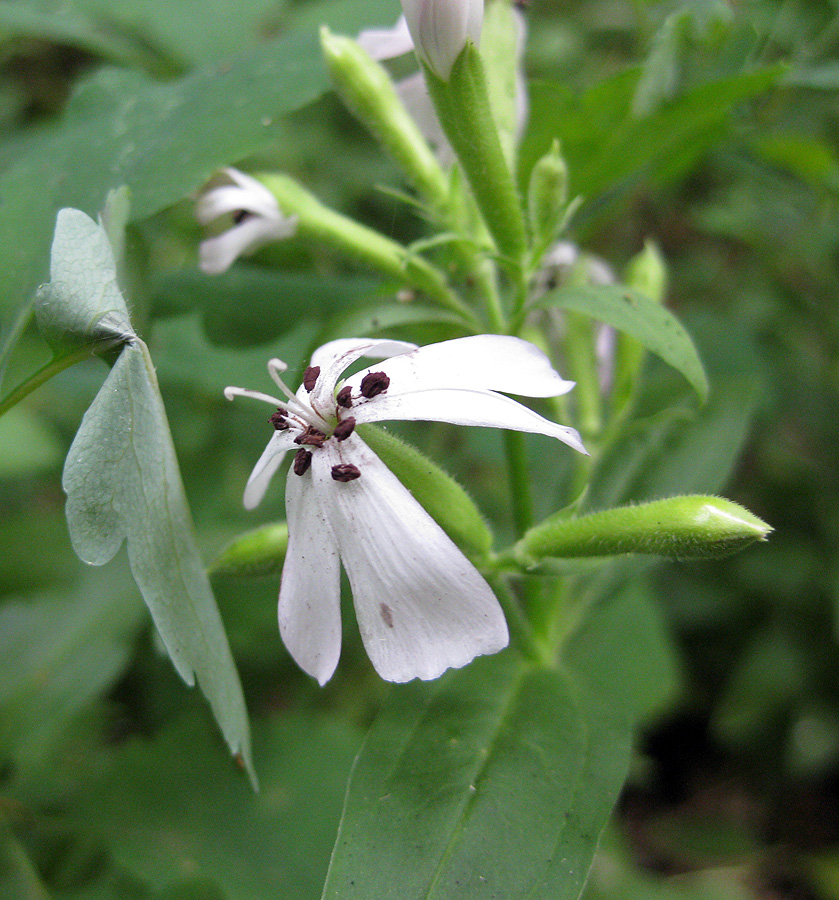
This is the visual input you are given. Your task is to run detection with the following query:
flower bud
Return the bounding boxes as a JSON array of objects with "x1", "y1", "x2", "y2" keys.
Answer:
[
  {"x1": 528, "y1": 140, "x2": 569, "y2": 251},
  {"x1": 514, "y1": 495, "x2": 772, "y2": 565},
  {"x1": 210, "y1": 522, "x2": 289, "y2": 577},
  {"x1": 320, "y1": 26, "x2": 448, "y2": 207},
  {"x1": 401, "y1": 0, "x2": 483, "y2": 81},
  {"x1": 624, "y1": 238, "x2": 667, "y2": 304},
  {"x1": 610, "y1": 239, "x2": 668, "y2": 410}
]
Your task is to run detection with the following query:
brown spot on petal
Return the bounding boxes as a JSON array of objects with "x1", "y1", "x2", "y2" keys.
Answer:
[
  {"x1": 333, "y1": 416, "x2": 356, "y2": 442},
  {"x1": 303, "y1": 365, "x2": 320, "y2": 392},
  {"x1": 294, "y1": 426, "x2": 326, "y2": 448},
  {"x1": 331, "y1": 463, "x2": 361, "y2": 482},
  {"x1": 336, "y1": 385, "x2": 353, "y2": 408},
  {"x1": 360, "y1": 371, "x2": 389, "y2": 399},
  {"x1": 270, "y1": 408, "x2": 289, "y2": 430},
  {"x1": 380, "y1": 603, "x2": 394, "y2": 628},
  {"x1": 293, "y1": 448, "x2": 312, "y2": 476}
]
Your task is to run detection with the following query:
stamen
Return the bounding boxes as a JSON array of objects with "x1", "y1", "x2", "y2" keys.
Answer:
[
  {"x1": 270, "y1": 408, "x2": 289, "y2": 430},
  {"x1": 303, "y1": 365, "x2": 321, "y2": 392},
  {"x1": 331, "y1": 463, "x2": 361, "y2": 482},
  {"x1": 336, "y1": 385, "x2": 353, "y2": 408},
  {"x1": 360, "y1": 371, "x2": 390, "y2": 399},
  {"x1": 294, "y1": 426, "x2": 327, "y2": 448},
  {"x1": 333, "y1": 416, "x2": 356, "y2": 442},
  {"x1": 292, "y1": 448, "x2": 312, "y2": 476},
  {"x1": 232, "y1": 209, "x2": 251, "y2": 224},
  {"x1": 224, "y1": 386, "x2": 285, "y2": 406},
  {"x1": 266, "y1": 358, "x2": 324, "y2": 428}
]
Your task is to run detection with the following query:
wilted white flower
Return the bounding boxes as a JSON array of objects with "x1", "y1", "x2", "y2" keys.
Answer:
[
  {"x1": 226, "y1": 335, "x2": 585, "y2": 684},
  {"x1": 196, "y1": 168, "x2": 297, "y2": 275}
]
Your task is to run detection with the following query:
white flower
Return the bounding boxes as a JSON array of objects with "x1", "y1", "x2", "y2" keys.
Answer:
[
  {"x1": 226, "y1": 335, "x2": 585, "y2": 685},
  {"x1": 196, "y1": 168, "x2": 297, "y2": 275},
  {"x1": 400, "y1": 0, "x2": 483, "y2": 81}
]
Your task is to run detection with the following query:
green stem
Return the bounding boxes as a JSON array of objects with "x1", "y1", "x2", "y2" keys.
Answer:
[
  {"x1": 0, "y1": 298, "x2": 34, "y2": 386},
  {"x1": 259, "y1": 174, "x2": 479, "y2": 327},
  {"x1": 504, "y1": 430, "x2": 534, "y2": 537},
  {"x1": 485, "y1": 572, "x2": 548, "y2": 666},
  {"x1": 473, "y1": 254, "x2": 506, "y2": 332},
  {"x1": 0, "y1": 345, "x2": 98, "y2": 418},
  {"x1": 563, "y1": 311, "x2": 602, "y2": 442},
  {"x1": 321, "y1": 28, "x2": 450, "y2": 213},
  {"x1": 423, "y1": 45, "x2": 528, "y2": 270}
]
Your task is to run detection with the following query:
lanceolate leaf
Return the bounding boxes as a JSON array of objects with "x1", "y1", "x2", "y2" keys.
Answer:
[
  {"x1": 537, "y1": 284, "x2": 708, "y2": 401},
  {"x1": 321, "y1": 653, "x2": 631, "y2": 900},
  {"x1": 38, "y1": 208, "x2": 256, "y2": 785}
]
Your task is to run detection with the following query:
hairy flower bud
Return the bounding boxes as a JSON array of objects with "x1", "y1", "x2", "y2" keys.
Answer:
[
  {"x1": 513, "y1": 496, "x2": 772, "y2": 566},
  {"x1": 401, "y1": 0, "x2": 483, "y2": 80}
]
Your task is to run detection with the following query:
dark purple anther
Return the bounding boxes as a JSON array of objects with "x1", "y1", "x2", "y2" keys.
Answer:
[
  {"x1": 336, "y1": 385, "x2": 353, "y2": 408},
  {"x1": 293, "y1": 448, "x2": 312, "y2": 476},
  {"x1": 232, "y1": 210, "x2": 250, "y2": 224},
  {"x1": 294, "y1": 426, "x2": 327, "y2": 448},
  {"x1": 360, "y1": 371, "x2": 390, "y2": 399},
  {"x1": 270, "y1": 408, "x2": 289, "y2": 430},
  {"x1": 303, "y1": 365, "x2": 321, "y2": 392},
  {"x1": 331, "y1": 464, "x2": 361, "y2": 482},
  {"x1": 333, "y1": 416, "x2": 356, "y2": 442}
]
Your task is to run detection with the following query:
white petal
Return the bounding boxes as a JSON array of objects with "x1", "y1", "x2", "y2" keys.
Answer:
[
  {"x1": 307, "y1": 338, "x2": 416, "y2": 413},
  {"x1": 357, "y1": 15, "x2": 415, "y2": 60},
  {"x1": 347, "y1": 335, "x2": 575, "y2": 398},
  {"x1": 196, "y1": 169, "x2": 284, "y2": 222},
  {"x1": 352, "y1": 386, "x2": 587, "y2": 454},
  {"x1": 199, "y1": 215, "x2": 298, "y2": 275},
  {"x1": 243, "y1": 429, "x2": 299, "y2": 510},
  {"x1": 278, "y1": 462, "x2": 342, "y2": 685},
  {"x1": 403, "y1": 0, "x2": 483, "y2": 80},
  {"x1": 311, "y1": 437, "x2": 508, "y2": 682}
]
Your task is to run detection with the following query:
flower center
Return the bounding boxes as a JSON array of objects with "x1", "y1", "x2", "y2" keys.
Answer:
[{"x1": 225, "y1": 361, "x2": 394, "y2": 485}]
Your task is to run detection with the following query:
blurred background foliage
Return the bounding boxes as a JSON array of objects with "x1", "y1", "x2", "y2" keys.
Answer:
[{"x1": 0, "y1": 0, "x2": 837, "y2": 897}]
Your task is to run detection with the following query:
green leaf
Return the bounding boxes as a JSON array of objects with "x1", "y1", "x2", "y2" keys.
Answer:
[
  {"x1": 38, "y1": 208, "x2": 256, "y2": 786},
  {"x1": 566, "y1": 578, "x2": 682, "y2": 726},
  {"x1": 521, "y1": 66, "x2": 785, "y2": 214},
  {"x1": 632, "y1": 10, "x2": 691, "y2": 117},
  {"x1": 319, "y1": 302, "x2": 462, "y2": 345},
  {"x1": 0, "y1": 0, "x2": 398, "y2": 318},
  {"x1": 62, "y1": 340, "x2": 256, "y2": 785},
  {"x1": 59, "y1": 713, "x2": 362, "y2": 900},
  {"x1": 35, "y1": 207, "x2": 133, "y2": 351},
  {"x1": 0, "y1": 816, "x2": 52, "y2": 900},
  {"x1": 0, "y1": 567, "x2": 145, "y2": 768},
  {"x1": 0, "y1": 406, "x2": 62, "y2": 476},
  {"x1": 357, "y1": 424, "x2": 493, "y2": 557},
  {"x1": 321, "y1": 653, "x2": 631, "y2": 900},
  {"x1": 585, "y1": 314, "x2": 761, "y2": 511},
  {"x1": 149, "y1": 266, "x2": 381, "y2": 348},
  {"x1": 0, "y1": 0, "x2": 170, "y2": 71},
  {"x1": 537, "y1": 284, "x2": 708, "y2": 401}
]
